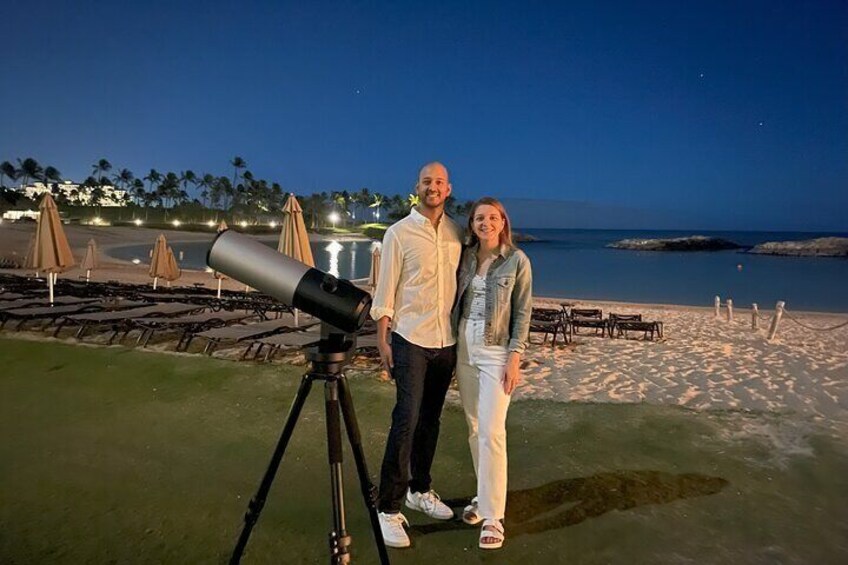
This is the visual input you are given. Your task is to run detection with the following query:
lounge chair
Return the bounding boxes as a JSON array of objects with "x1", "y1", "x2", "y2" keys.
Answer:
[
  {"x1": 247, "y1": 329, "x2": 380, "y2": 362},
  {"x1": 529, "y1": 307, "x2": 569, "y2": 347},
  {"x1": 55, "y1": 302, "x2": 205, "y2": 343},
  {"x1": 0, "y1": 296, "x2": 98, "y2": 311},
  {"x1": 613, "y1": 319, "x2": 664, "y2": 340},
  {"x1": 194, "y1": 314, "x2": 319, "y2": 355},
  {"x1": 244, "y1": 328, "x2": 323, "y2": 361},
  {"x1": 130, "y1": 310, "x2": 259, "y2": 349},
  {"x1": 608, "y1": 313, "x2": 642, "y2": 337},
  {"x1": 0, "y1": 299, "x2": 146, "y2": 331},
  {"x1": 569, "y1": 308, "x2": 607, "y2": 336}
]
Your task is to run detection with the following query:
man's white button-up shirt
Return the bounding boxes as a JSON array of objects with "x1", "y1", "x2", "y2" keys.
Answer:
[{"x1": 370, "y1": 207, "x2": 464, "y2": 348}]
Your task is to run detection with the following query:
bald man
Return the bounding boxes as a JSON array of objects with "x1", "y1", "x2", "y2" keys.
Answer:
[{"x1": 370, "y1": 162, "x2": 464, "y2": 547}]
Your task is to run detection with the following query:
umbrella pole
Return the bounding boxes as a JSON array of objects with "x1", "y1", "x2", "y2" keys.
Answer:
[
  {"x1": 48, "y1": 273, "x2": 54, "y2": 305},
  {"x1": 153, "y1": 277, "x2": 158, "y2": 290},
  {"x1": 166, "y1": 280, "x2": 171, "y2": 288},
  {"x1": 217, "y1": 278, "x2": 222, "y2": 299},
  {"x1": 86, "y1": 269, "x2": 91, "y2": 283},
  {"x1": 294, "y1": 308, "x2": 299, "y2": 327}
]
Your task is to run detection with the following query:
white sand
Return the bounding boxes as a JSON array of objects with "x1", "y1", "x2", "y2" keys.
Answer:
[{"x1": 494, "y1": 299, "x2": 848, "y2": 430}]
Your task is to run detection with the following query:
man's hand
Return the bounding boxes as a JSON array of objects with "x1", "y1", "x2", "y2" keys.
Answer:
[
  {"x1": 503, "y1": 352, "x2": 522, "y2": 394},
  {"x1": 378, "y1": 340, "x2": 394, "y2": 375},
  {"x1": 376, "y1": 316, "x2": 393, "y2": 377}
]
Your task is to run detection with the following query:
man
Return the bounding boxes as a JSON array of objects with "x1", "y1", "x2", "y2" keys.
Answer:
[{"x1": 371, "y1": 162, "x2": 464, "y2": 548}]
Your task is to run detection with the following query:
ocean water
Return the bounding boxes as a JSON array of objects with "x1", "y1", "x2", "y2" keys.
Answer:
[
  {"x1": 519, "y1": 229, "x2": 848, "y2": 312},
  {"x1": 109, "y1": 229, "x2": 848, "y2": 312}
]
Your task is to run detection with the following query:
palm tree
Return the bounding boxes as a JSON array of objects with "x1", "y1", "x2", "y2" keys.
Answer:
[
  {"x1": 159, "y1": 172, "x2": 180, "y2": 208},
  {"x1": 132, "y1": 179, "x2": 146, "y2": 206},
  {"x1": 370, "y1": 193, "x2": 384, "y2": 221},
  {"x1": 113, "y1": 168, "x2": 134, "y2": 192},
  {"x1": 180, "y1": 170, "x2": 197, "y2": 198},
  {"x1": 143, "y1": 169, "x2": 162, "y2": 198},
  {"x1": 0, "y1": 160, "x2": 17, "y2": 188},
  {"x1": 357, "y1": 187, "x2": 371, "y2": 222},
  {"x1": 42, "y1": 166, "x2": 62, "y2": 190},
  {"x1": 92, "y1": 159, "x2": 112, "y2": 183},
  {"x1": 230, "y1": 156, "x2": 246, "y2": 202},
  {"x1": 197, "y1": 173, "x2": 215, "y2": 208},
  {"x1": 17, "y1": 158, "x2": 43, "y2": 189}
]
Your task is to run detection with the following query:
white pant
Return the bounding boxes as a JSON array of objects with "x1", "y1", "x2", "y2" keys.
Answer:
[{"x1": 456, "y1": 318, "x2": 511, "y2": 520}]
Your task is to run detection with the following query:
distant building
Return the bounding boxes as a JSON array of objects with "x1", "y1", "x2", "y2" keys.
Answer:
[{"x1": 20, "y1": 180, "x2": 128, "y2": 207}]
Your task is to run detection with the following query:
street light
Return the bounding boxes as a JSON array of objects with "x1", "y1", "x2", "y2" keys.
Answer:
[
  {"x1": 329, "y1": 212, "x2": 340, "y2": 229},
  {"x1": 172, "y1": 220, "x2": 181, "y2": 227},
  {"x1": 134, "y1": 219, "x2": 143, "y2": 226}
]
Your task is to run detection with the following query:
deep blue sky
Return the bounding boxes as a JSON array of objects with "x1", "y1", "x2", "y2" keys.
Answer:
[{"x1": 2, "y1": 0, "x2": 846, "y2": 230}]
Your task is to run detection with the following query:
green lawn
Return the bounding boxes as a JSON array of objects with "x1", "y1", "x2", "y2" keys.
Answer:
[{"x1": 1, "y1": 337, "x2": 846, "y2": 564}]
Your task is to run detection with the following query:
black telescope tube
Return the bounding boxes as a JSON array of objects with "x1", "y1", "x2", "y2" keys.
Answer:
[{"x1": 206, "y1": 229, "x2": 371, "y2": 333}]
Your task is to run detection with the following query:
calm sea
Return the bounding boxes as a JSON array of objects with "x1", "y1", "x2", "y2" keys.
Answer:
[{"x1": 109, "y1": 229, "x2": 848, "y2": 313}]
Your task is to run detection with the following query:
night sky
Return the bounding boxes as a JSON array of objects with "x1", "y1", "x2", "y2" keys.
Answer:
[{"x1": 2, "y1": 1, "x2": 846, "y2": 230}]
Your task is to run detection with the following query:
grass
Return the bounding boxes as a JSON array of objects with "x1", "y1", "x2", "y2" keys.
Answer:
[{"x1": 1, "y1": 336, "x2": 846, "y2": 564}]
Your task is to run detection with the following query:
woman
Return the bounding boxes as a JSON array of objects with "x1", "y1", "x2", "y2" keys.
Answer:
[{"x1": 452, "y1": 197, "x2": 532, "y2": 550}]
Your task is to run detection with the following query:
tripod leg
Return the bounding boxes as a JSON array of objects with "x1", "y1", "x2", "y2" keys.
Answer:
[
  {"x1": 230, "y1": 374, "x2": 315, "y2": 565},
  {"x1": 337, "y1": 375, "x2": 390, "y2": 565},
  {"x1": 325, "y1": 380, "x2": 351, "y2": 564}
]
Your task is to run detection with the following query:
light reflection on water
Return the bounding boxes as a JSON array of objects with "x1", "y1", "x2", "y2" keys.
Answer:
[
  {"x1": 325, "y1": 240, "x2": 343, "y2": 277},
  {"x1": 109, "y1": 238, "x2": 376, "y2": 281}
]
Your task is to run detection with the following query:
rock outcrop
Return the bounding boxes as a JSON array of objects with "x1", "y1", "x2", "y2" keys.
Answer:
[
  {"x1": 748, "y1": 237, "x2": 848, "y2": 257},
  {"x1": 608, "y1": 235, "x2": 742, "y2": 252}
]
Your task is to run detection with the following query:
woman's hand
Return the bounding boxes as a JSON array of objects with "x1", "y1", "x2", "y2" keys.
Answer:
[{"x1": 503, "y1": 351, "x2": 521, "y2": 394}]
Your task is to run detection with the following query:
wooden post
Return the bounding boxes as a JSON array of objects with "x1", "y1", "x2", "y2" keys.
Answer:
[
  {"x1": 752, "y1": 303, "x2": 759, "y2": 330},
  {"x1": 726, "y1": 299, "x2": 734, "y2": 322},
  {"x1": 767, "y1": 301, "x2": 785, "y2": 341},
  {"x1": 714, "y1": 296, "x2": 721, "y2": 318}
]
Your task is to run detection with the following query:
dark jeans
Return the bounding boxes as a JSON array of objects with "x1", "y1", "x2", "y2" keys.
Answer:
[{"x1": 377, "y1": 333, "x2": 456, "y2": 513}]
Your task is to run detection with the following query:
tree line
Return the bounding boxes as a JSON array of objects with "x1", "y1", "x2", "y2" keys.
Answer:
[{"x1": 0, "y1": 156, "x2": 473, "y2": 227}]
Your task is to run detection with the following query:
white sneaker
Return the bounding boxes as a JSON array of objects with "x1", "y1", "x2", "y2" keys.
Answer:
[
  {"x1": 378, "y1": 511, "x2": 411, "y2": 548},
  {"x1": 405, "y1": 489, "x2": 454, "y2": 520}
]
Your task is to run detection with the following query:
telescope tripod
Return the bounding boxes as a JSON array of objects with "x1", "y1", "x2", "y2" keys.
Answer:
[{"x1": 229, "y1": 336, "x2": 390, "y2": 564}]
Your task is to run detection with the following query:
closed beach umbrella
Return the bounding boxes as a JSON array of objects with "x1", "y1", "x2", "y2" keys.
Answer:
[
  {"x1": 80, "y1": 238, "x2": 98, "y2": 282},
  {"x1": 277, "y1": 194, "x2": 315, "y2": 266},
  {"x1": 163, "y1": 246, "x2": 181, "y2": 287},
  {"x1": 278, "y1": 194, "x2": 314, "y2": 324},
  {"x1": 32, "y1": 193, "x2": 75, "y2": 304},
  {"x1": 368, "y1": 244, "x2": 381, "y2": 294},
  {"x1": 149, "y1": 234, "x2": 170, "y2": 289},
  {"x1": 23, "y1": 234, "x2": 36, "y2": 274}
]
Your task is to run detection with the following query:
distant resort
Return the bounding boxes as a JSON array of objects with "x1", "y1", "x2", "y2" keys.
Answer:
[{"x1": 0, "y1": 156, "x2": 472, "y2": 232}]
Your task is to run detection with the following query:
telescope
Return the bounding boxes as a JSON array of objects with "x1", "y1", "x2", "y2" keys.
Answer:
[
  {"x1": 206, "y1": 229, "x2": 371, "y2": 334},
  {"x1": 206, "y1": 229, "x2": 389, "y2": 564}
]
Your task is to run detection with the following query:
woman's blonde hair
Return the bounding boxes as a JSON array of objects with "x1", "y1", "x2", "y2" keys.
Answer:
[{"x1": 466, "y1": 196, "x2": 514, "y2": 249}]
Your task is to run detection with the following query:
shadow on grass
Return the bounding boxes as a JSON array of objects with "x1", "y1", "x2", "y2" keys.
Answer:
[{"x1": 410, "y1": 470, "x2": 728, "y2": 539}]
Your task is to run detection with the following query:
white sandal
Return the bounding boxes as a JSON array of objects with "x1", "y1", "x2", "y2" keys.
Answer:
[
  {"x1": 479, "y1": 518, "x2": 504, "y2": 550},
  {"x1": 462, "y1": 497, "x2": 482, "y2": 525}
]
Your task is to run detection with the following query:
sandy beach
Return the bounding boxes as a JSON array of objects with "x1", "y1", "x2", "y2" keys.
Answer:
[{"x1": 2, "y1": 222, "x2": 847, "y2": 433}]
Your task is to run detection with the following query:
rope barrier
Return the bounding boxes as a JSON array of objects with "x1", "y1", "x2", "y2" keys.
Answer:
[{"x1": 782, "y1": 309, "x2": 848, "y2": 332}]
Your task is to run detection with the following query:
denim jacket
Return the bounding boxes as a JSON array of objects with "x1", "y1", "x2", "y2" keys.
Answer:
[{"x1": 450, "y1": 243, "x2": 533, "y2": 354}]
